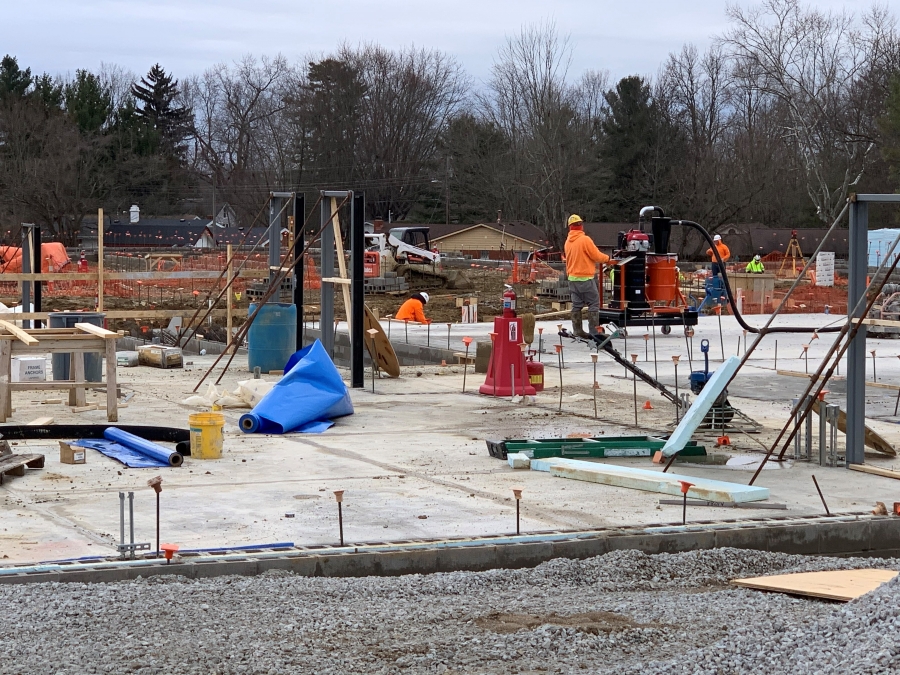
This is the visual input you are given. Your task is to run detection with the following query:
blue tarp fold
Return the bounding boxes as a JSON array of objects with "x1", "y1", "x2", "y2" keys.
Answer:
[{"x1": 239, "y1": 340, "x2": 353, "y2": 434}]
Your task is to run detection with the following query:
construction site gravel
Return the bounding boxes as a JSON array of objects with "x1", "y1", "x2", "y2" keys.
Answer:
[{"x1": 3, "y1": 548, "x2": 899, "y2": 674}]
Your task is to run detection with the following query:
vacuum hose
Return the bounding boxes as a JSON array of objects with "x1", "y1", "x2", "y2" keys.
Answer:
[{"x1": 675, "y1": 220, "x2": 841, "y2": 335}]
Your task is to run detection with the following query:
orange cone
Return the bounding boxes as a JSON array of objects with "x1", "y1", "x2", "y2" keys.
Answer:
[{"x1": 643, "y1": 400, "x2": 653, "y2": 410}]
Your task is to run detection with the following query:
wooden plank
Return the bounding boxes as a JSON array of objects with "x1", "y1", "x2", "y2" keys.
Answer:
[
  {"x1": 848, "y1": 464, "x2": 900, "y2": 480},
  {"x1": 0, "y1": 338, "x2": 9, "y2": 423},
  {"x1": 105, "y1": 338, "x2": 118, "y2": 422},
  {"x1": 854, "y1": 317, "x2": 900, "y2": 328},
  {"x1": 811, "y1": 400, "x2": 896, "y2": 456},
  {"x1": 0, "y1": 320, "x2": 38, "y2": 345},
  {"x1": 329, "y1": 197, "x2": 353, "y2": 334},
  {"x1": 26, "y1": 417, "x2": 54, "y2": 426},
  {"x1": 0, "y1": 269, "x2": 269, "y2": 282},
  {"x1": 732, "y1": 569, "x2": 898, "y2": 602},
  {"x1": 321, "y1": 277, "x2": 352, "y2": 285},
  {"x1": 71, "y1": 404, "x2": 98, "y2": 413},
  {"x1": 73, "y1": 322, "x2": 118, "y2": 339},
  {"x1": 0, "y1": 310, "x2": 247, "y2": 321},
  {"x1": 97, "y1": 206, "x2": 104, "y2": 312},
  {"x1": 0, "y1": 453, "x2": 45, "y2": 485},
  {"x1": 73, "y1": 353, "x2": 86, "y2": 407}
]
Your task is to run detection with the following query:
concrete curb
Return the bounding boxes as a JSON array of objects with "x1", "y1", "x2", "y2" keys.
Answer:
[{"x1": 1, "y1": 513, "x2": 897, "y2": 585}]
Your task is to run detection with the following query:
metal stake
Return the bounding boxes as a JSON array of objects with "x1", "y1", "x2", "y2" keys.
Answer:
[
  {"x1": 774, "y1": 340, "x2": 778, "y2": 371},
  {"x1": 404, "y1": 320, "x2": 409, "y2": 344},
  {"x1": 672, "y1": 356, "x2": 681, "y2": 424},
  {"x1": 555, "y1": 344, "x2": 563, "y2": 412},
  {"x1": 510, "y1": 363, "x2": 515, "y2": 401},
  {"x1": 537, "y1": 328, "x2": 543, "y2": 363},
  {"x1": 334, "y1": 490, "x2": 345, "y2": 546},
  {"x1": 591, "y1": 353, "x2": 598, "y2": 419},
  {"x1": 716, "y1": 307, "x2": 725, "y2": 361},
  {"x1": 651, "y1": 319, "x2": 658, "y2": 381},
  {"x1": 427, "y1": 322, "x2": 430, "y2": 347},
  {"x1": 811, "y1": 475, "x2": 830, "y2": 516},
  {"x1": 871, "y1": 350, "x2": 877, "y2": 382},
  {"x1": 631, "y1": 353, "x2": 638, "y2": 426},
  {"x1": 119, "y1": 492, "x2": 125, "y2": 552},
  {"x1": 512, "y1": 488, "x2": 522, "y2": 535},
  {"x1": 462, "y1": 337, "x2": 472, "y2": 393},
  {"x1": 447, "y1": 323, "x2": 451, "y2": 349}
]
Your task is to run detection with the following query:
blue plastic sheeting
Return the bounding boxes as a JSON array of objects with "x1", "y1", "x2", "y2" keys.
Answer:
[
  {"x1": 71, "y1": 428, "x2": 183, "y2": 468},
  {"x1": 239, "y1": 340, "x2": 354, "y2": 434},
  {"x1": 867, "y1": 229, "x2": 900, "y2": 267}
]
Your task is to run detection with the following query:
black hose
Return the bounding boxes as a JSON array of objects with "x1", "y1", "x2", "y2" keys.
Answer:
[{"x1": 676, "y1": 220, "x2": 842, "y2": 334}]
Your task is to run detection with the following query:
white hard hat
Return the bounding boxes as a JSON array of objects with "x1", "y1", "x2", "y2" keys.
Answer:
[
  {"x1": 420, "y1": 292, "x2": 429, "y2": 304},
  {"x1": 713, "y1": 234, "x2": 722, "y2": 242},
  {"x1": 754, "y1": 254, "x2": 761, "y2": 261}
]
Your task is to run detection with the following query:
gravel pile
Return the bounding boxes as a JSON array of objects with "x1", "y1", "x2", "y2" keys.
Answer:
[{"x1": 2, "y1": 548, "x2": 899, "y2": 674}]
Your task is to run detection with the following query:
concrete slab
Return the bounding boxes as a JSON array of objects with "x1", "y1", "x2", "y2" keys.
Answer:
[
  {"x1": 5, "y1": 311, "x2": 900, "y2": 567},
  {"x1": 534, "y1": 458, "x2": 771, "y2": 503}
]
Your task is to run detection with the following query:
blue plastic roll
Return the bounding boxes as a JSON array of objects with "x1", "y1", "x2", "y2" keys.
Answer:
[
  {"x1": 103, "y1": 427, "x2": 183, "y2": 466},
  {"x1": 239, "y1": 340, "x2": 354, "y2": 434}
]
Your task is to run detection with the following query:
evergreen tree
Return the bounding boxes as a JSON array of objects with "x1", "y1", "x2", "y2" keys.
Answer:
[
  {"x1": 64, "y1": 70, "x2": 111, "y2": 134},
  {"x1": 31, "y1": 73, "x2": 63, "y2": 111},
  {"x1": 131, "y1": 64, "x2": 191, "y2": 156},
  {"x1": 0, "y1": 55, "x2": 32, "y2": 100}
]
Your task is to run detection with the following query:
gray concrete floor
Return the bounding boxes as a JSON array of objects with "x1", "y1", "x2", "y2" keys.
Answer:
[{"x1": 3, "y1": 311, "x2": 900, "y2": 566}]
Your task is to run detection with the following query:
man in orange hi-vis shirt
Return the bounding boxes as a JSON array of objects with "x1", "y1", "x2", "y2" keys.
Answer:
[
  {"x1": 707, "y1": 234, "x2": 730, "y2": 277},
  {"x1": 564, "y1": 215, "x2": 610, "y2": 337},
  {"x1": 395, "y1": 292, "x2": 431, "y2": 324}
]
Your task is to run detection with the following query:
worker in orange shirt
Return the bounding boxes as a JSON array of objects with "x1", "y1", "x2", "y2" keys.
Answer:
[
  {"x1": 564, "y1": 214, "x2": 610, "y2": 337},
  {"x1": 395, "y1": 292, "x2": 431, "y2": 324},
  {"x1": 707, "y1": 234, "x2": 730, "y2": 277}
]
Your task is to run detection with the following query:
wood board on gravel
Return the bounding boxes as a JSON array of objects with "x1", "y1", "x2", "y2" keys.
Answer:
[{"x1": 732, "y1": 569, "x2": 899, "y2": 601}]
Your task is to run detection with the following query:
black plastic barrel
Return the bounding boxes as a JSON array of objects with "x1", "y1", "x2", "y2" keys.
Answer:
[
  {"x1": 49, "y1": 312, "x2": 105, "y2": 382},
  {"x1": 610, "y1": 253, "x2": 649, "y2": 310}
]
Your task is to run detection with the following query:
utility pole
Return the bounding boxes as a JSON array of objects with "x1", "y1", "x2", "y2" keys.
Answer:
[{"x1": 445, "y1": 155, "x2": 450, "y2": 225}]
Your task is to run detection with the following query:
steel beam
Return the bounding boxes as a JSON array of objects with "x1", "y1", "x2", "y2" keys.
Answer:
[
  {"x1": 350, "y1": 192, "x2": 365, "y2": 387},
  {"x1": 268, "y1": 196, "x2": 282, "y2": 285},
  {"x1": 846, "y1": 200, "x2": 868, "y2": 466},
  {"x1": 293, "y1": 194, "x2": 304, "y2": 351}
]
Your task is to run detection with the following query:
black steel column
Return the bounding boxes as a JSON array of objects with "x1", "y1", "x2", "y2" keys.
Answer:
[
  {"x1": 32, "y1": 225, "x2": 41, "y2": 328},
  {"x1": 846, "y1": 199, "x2": 868, "y2": 466},
  {"x1": 350, "y1": 192, "x2": 365, "y2": 388},
  {"x1": 293, "y1": 193, "x2": 304, "y2": 350}
]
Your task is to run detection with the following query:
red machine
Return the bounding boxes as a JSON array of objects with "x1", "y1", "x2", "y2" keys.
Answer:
[
  {"x1": 598, "y1": 206, "x2": 698, "y2": 335},
  {"x1": 480, "y1": 286, "x2": 536, "y2": 397}
]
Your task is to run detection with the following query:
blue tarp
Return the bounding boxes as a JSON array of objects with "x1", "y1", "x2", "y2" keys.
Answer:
[
  {"x1": 867, "y1": 229, "x2": 900, "y2": 267},
  {"x1": 71, "y1": 428, "x2": 182, "y2": 468},
  {"x1": 239, "y1": 340, "x2": 354, "y2": 434}
]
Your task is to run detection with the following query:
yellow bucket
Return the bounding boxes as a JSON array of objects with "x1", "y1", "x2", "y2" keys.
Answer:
[{"x1": 189, "y1": 412, "x2": 225, "y2": 459}]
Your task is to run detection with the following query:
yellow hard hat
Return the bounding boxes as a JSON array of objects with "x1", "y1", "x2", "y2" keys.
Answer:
[{"x1": 567, "y1": 214, "x2": 584, "y2": 227}]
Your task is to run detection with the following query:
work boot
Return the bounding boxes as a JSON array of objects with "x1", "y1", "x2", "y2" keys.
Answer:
[
  {"x1": 588, "y1": 311, "x2": 601, "y2": 338},
  {"x1": 570, "y1": 309, "x2": 588, "y2": 338}
]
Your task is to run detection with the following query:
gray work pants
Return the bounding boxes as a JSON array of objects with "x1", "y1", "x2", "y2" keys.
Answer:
[{"x1": 568, "y1": 278, "x2": 600, "y2": 312}]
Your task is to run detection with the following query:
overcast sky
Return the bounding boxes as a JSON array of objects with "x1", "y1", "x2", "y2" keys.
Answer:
[{"x1": 1, "y1": 0, "x2": 886, "y2": 85}]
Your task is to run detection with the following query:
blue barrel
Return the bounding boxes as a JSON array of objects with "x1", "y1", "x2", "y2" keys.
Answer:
[
  {"x1": 248, "y1": 303, "x2": 297, "y2": 373},
  {"x1": 49, "y1": 311, "x2": 105, "y2": 382}
]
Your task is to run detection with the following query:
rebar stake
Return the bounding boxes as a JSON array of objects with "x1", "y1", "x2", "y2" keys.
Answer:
[
  {"x1": 461, "y1": 337, "x2": 472, "y2": 393},
  {"x1": 591, "y1": 353, "x2": 599, "y2": 419},
  {"x1": 334, "y1": 490, "x2": 345, "y2": 546},
  {"x1": 512, "y1": 487, "x2": 523, "y2": 535},
  {"x1": 555, "y1": 344, "x2": 563, "y2": 412}
]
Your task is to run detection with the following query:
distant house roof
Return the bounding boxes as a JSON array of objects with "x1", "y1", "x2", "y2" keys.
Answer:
[
  {"x1": 430, "y1": 223, "x2": 547, "y2": 249},
  {"x1": 80, "y1": 217, "x2": 271, "y2": 248},
  {"x1": 387, "y1": 221, "x2": 549, "y2": 245}
]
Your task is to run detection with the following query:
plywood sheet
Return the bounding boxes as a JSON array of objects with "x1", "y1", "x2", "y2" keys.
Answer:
[{"x1": 733, "y1": 569, "x2": 898, "y2": 602}]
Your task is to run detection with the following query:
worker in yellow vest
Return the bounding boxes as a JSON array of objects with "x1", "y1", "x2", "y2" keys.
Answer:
[{"x1": 746, "y1": 255, "x2": 765, "y2": 273}]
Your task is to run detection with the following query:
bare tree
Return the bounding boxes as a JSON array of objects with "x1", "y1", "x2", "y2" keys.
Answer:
[
  {"x1": 184, "y1": 55, "x2": 296, "y2": 225},
  {"x1": 723, "y1": 0, "x2": 895, "y2": 222},
  {"x1": 480, "y1": 21, "x2": 605, "y2": 244}
]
